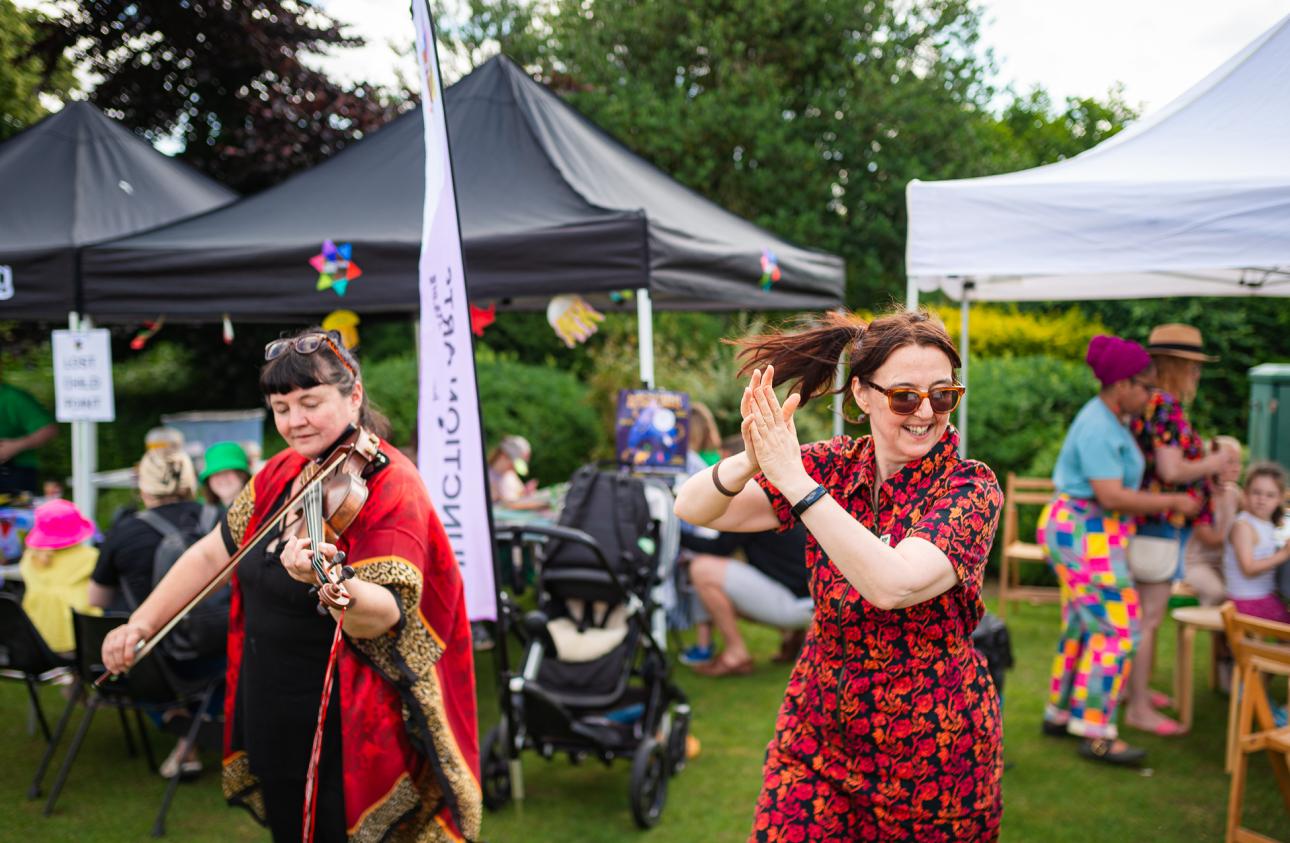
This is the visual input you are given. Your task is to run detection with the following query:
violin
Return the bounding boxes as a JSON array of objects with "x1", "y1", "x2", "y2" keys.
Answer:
[{"x1": 97, "y1": 426, "x2": 382, "y2": 686}]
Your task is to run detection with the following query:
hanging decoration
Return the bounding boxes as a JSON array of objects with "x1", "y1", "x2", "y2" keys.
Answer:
[
  {"x1": 469, "y1": 303, "x2": 496, "y2": 337},
  {"x1": 546, "y1": 295, "x2": 604, "y2": 348},
  {"x1": 322, "y1": 309, "x2": 361, "y2": 350},
  {"x1": 759, "y1": 248, "x2": 781, "y2": 290},
  {"x1": 608, "y1": 290, "x2": 635, "y2": 304},
  {"x1": 130, "y1": 316, "x2": 165, "y2": 351},
  {"x1": 310, "y1": 240, "x2": 363, "y2": 297},
  {"x1": 221, "y1": 313, "x2": 234, "y2": 345}
]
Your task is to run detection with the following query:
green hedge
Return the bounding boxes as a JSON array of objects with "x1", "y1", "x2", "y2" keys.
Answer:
[
  {"x1": 965, "y1": 354, "x2": 1095, "y2": 582},
  {"x1": 362, "y1": 351, "x2": 601, "y2": 488}
]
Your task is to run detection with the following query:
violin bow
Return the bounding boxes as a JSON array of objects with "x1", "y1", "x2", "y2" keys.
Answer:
[{"x1": 96, "y1": 442, "x2": 356, "y2": 687}]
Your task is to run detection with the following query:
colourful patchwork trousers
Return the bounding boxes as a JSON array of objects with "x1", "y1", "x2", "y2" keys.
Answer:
[{"x1": 1037, "y1": 495, "x2": 1141, "y2": 740}]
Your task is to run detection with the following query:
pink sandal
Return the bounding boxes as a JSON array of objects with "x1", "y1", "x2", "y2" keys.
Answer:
[{"x1": 1126, "y1": 713, "x2": 1186, "y2": 737}]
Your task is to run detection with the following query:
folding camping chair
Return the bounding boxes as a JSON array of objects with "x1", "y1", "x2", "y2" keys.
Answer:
[
  {"x1": 1221, "y1": 603, "x2": 1290, "y2": 842},
  {"x1": 0, "y1": 591, "x2": 73, "y2": 743},
  {"x1": 32, "y1": 611, "x2": 222, "y2": 837}
]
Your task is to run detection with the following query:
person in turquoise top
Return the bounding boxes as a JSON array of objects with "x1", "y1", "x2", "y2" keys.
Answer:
[
  {"x1": 1038, "y1": 335, "x2": 1201, "y2": 767},
  {"x1": 0, "y1": 361, "x2": 58, "y2": 495}
]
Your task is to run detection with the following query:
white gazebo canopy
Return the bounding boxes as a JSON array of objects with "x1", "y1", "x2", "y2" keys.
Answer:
[{"x1": 905, "y1": 11, "x2": 1290, "y2": 305}]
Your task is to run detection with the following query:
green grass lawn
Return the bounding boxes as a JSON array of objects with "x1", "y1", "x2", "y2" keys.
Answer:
[{"x1": 1, "y1": 599, "x2": 1285, "y2": 841}]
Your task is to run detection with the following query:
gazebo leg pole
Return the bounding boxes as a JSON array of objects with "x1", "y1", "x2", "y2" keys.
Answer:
[
  {"x1": 636, "y1": 288, "x2": 655, "y2": 389},
  {"x1": 958, "y1": 282, "x2": 973, "y2": 458}
]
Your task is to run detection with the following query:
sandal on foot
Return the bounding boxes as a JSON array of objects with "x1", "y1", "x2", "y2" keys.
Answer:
[
  {"x1": 692, "y1": 654, "x2": 754, "y2": 677},
  {"x1": 1125, "y1": 714, "x2": 1186, "y2": 737},
  {"x1": 1148, "y1": 690, "x2": 1175, "y2": 710},
  {"x1": 1078, "y1": 739, "x2": 1147, "y2": 766}
]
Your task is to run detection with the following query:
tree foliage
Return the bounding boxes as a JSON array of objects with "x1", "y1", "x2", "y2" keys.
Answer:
[
  {"x1": 443, "y1": 0, "x2": 1134, "y2": 307},
  {"x1": 38, "y1": 0, "x2": 409, "y2": 192},
  {"x1": 0, "y1": 0, "x2": 77, "y2": 141}
]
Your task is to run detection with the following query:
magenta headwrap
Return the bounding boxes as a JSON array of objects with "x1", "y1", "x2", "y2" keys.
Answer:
[{"x1": 1086, "y1": 335, "x2": 1151, "y2": 387}]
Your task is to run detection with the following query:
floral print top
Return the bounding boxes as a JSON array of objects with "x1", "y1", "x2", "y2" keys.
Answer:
[
  {"x1": 755, "y1": 427, "x2": 1004, "y2": 827},
  {"x1": 1130, "y1": 390, "x2": 1212, "y2": 528}
]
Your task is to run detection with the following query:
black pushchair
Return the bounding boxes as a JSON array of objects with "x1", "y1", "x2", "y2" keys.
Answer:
[{"x1": 485, "y1": 467, "x2": 688, "y2": 828}]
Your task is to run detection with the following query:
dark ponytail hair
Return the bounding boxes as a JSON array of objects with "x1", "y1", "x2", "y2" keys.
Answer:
[
  {"x1": 731, "y1": 308, "x2": 961, "y2": 414},
  {"x1": 259, "y1": 327, "x2": 393, "y2": 440}
]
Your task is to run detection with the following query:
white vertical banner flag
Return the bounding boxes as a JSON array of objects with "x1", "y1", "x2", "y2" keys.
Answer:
[{"x1": 412, "y1": 1, "x2": 496, "y2": 621}]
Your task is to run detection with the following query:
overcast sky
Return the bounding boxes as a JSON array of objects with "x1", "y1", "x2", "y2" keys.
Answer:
[{"x1": 313, "y1": 0, "x2": 1289, "y2": 115}]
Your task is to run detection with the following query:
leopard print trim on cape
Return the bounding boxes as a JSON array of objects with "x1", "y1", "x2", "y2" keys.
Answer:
[
  {"x1": 222, "y1": 750, "x2": 267, "y2": 825},
  {"x1": 348, "y1": 556, "x2": 482, "y2": 841},
  {"x1": 225, "y1": 481, "x2": 256, "y2": 547}
]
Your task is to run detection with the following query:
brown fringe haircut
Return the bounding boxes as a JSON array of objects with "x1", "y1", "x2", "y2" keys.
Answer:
[
  {"x1": 1245, "y1": 461, "x2": 1286, "y2": 527},
  {"x1": 259, "y1": 326, "x2": 393, "y2": 440},
  {"x1": 730, "y1": 309, "x2": 961, "y2": 410}
]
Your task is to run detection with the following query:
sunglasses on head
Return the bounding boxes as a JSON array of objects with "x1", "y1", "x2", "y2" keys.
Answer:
[
  {"x1": 264, "y1": 331, "x2": 355, "y2": 377},
  {"x1": 865, "y1": 380, "x2": 964, "y2": 415}
]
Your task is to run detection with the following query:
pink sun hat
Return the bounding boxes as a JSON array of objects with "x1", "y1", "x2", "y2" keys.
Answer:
[{"x1": 25, "y1": 499, "x2": 96, "y2": 550}]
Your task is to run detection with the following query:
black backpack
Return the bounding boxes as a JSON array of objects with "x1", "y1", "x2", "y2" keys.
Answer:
[
  {"x1": 123, "y1": 505, "x2": 228, "y2": 662},
  {"x1": 546, "y1": 466, "x2": 655, "y2": 583}
]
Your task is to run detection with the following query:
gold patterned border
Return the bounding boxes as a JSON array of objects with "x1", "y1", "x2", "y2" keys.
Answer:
[
  {"x1": 347, "y1": 556, "x2": 482, "y2": 840},
  {"x1": 222, "y1": 750, "x2": 267, "y2": 825},
  {"x1": 225, "y1": 481, "x2": 256, "y2": 547}
]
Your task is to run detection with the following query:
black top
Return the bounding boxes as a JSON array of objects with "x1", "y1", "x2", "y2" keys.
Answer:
[
  {"x1": 681, "y1": 523, "x2": 810, "y2": 598},
  {"x1": 222, "y1": 486, "x2": 346, "y2": 842},
  {"x1": 92, "y1": 501, "x2": 207, "y2": 612}
]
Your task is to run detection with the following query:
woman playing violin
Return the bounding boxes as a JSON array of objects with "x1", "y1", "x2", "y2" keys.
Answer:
[{"x1": 102, "y1": 328, "x2": 481, "y2": 843}]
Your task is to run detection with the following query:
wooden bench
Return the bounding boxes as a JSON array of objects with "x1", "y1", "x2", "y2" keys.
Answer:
[{"x1": 997, "y1": 473, "x2": 1058, "y2": 619}]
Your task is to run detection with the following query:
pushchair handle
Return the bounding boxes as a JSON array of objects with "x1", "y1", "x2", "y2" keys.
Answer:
[{"x1": 493, "y1": 523, "x2": 631, "y2": 600}]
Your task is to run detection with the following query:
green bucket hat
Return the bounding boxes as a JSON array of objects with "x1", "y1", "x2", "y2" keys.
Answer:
[{"x1": 200, "y1": 441, "x2": 250, "y2": 482}]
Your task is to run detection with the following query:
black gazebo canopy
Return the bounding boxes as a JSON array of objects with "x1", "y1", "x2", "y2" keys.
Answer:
[
  {"x1": 82, "y1": 55, "x2": 843, "y2": 321},
  {"x1": 0, "y1": 102, "x2": 235, "y2": 319}
]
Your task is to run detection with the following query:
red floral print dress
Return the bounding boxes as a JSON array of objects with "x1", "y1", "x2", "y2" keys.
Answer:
[
  {"x1": 1130, "y1": 390, "x2": 1212, "y2": 529},
  {"x1": 751, "y1": 428, "x2": 1003, "y2": 842}
]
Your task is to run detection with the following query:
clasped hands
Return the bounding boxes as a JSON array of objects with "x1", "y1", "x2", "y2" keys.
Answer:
[{"x1": 741, "y1": 365, "x2": 810, "y2": 494}]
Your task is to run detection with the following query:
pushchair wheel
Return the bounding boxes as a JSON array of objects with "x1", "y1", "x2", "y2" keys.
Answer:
[
  {"x1": 481, "y1": 723, "x2": 513, "y2": 811},
  {"x1": 629, "y1": 736, "x2": 668, "y2": 828}
]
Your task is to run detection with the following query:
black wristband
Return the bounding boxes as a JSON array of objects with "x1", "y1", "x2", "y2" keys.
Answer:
[
  {"x1": 790, "y1": 484, "x2": 829, "y2": 518},
  {"x1": 712, "y1": 459, "x2": 740, "y2": 497}
]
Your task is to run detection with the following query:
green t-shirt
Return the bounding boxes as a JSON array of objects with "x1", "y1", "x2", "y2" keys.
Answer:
[{"x1": 0, "y1": 383, "x2": 55, "y2": 469}]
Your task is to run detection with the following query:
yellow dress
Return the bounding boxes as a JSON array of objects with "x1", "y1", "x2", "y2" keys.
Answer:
[{"x1": 20, "y1": 543, "x2": 100, "y2": 653}]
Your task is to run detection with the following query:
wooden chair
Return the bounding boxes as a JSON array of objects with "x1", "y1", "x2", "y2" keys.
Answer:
[
  {"x1": 997, "y1": 473, "x2": 1058, "y2": 618},
  {"x1": 1220, "y1": 603, "x2": 1290, "y2": 843}
]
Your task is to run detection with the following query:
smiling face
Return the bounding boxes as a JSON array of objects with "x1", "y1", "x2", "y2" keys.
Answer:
[
  {"x1": 269, "y1": 382, "x2": 363, "y2": 460},
  {"x1": 206, "y1": 470, "x2": 248, "y2": 506},
  {"x1": 851, "y1": 343, "x2": 956, "y2": 479}
]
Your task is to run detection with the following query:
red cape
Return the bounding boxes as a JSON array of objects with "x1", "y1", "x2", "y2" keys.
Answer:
[{"x1": 221, "y1": 443, "x2": 481, "y2": 841}]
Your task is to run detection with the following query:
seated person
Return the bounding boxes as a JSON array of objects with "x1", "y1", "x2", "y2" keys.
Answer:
[
  {"x1": 89, "y1": 449, "x2": 208, "y2": 614},
  {"x1": 488, "y1": 435, "x2": 541, "y2": 508},
  {"x1": 89, "y1": 448, "x2": 221, "y2": 780},
  {"x1": 199, "y1": 441, "x2": 251, "y2": 508},
  {"x1": 1183, "y1": 435, "x2": 1243, "y2": 606},
  {"x1": 19, "y1": 499, "x2": 99, "y2": 654},
  {"x1": 680, "y1": 441, "x2": 811, "y2": 676},
  {"x1": 1224, "y1": 461, "x2": 1290, "y2": 623}
]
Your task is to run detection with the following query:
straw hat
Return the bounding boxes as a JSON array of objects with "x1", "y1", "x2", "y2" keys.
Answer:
[
  {"x1": 25, "y1": 499, "x2": 95, "y2": 549},
  {"x1": 1146, "y1": 324, "x2": 1218, "y2": 362}
]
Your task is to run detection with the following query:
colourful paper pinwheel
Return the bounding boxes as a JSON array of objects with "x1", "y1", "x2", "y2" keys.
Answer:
[{"x1": 310, "y1": 240, "x2": 363, "y2": 297}]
